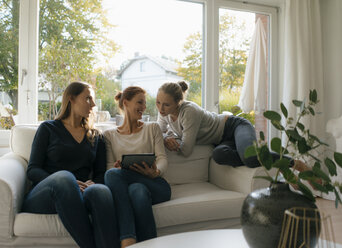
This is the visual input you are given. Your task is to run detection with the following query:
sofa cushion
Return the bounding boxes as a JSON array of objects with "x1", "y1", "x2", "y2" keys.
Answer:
[
  {"x1": 153, "y1": 182, "x2": 246, "y2": 228},
  {"x1": 164, "y1": 145, "x2": 213, "y2": 185},
  {"x1": 10, "y1": 125, "x2": 39, "y2": 163},
  {"x1": 13, "y1": 182, "x2": 245, "y2": 237},
  {"x1": 14, "y1": 213, "x2": 70, "y2": 237}
]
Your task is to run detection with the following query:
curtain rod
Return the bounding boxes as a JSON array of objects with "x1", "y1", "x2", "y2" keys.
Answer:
[{"x1": 242, "y1": 1, "x2": 280, "y2": 11}]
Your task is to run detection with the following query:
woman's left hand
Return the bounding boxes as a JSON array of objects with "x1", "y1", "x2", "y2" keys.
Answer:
[{"x1": 130, "y1": 161, "x2": 160, "y2": 179}]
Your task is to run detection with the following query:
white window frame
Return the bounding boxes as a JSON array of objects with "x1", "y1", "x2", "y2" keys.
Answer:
[{"x1": 1, "y1": 0, "x2": 280, "y2": 149}]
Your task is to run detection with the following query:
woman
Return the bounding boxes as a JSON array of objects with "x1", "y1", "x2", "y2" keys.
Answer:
[
  {"x1": 104, "y1": 86, "x2": 171, "y2": 248},
  {"x1": 156, "y1": 81, "x2": 310, "y2": 172},
  {"x1": 22, "y1": 81, "x2": 119, "y2": 248}
]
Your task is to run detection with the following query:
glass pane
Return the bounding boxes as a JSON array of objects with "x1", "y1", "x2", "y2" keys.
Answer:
[
  {"x1": 218, "y1": 9, "x2": 269, "y2": 138},
  {"x1": 38, "y1": 0, "x2": 203, "y2": 123},
  {"x1": 0, "y1": 0, "x2": 19, "y2": 129}
]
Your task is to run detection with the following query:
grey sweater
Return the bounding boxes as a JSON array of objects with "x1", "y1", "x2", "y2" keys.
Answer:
[{"x1": 157, "y1": 101, "x2": 226, "y2": 157}]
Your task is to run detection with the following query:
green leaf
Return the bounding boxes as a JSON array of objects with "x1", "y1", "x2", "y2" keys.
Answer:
[
  {"x1": 309, "y1": 181, "x2": 329, "y2": 193},
  {"x1": 297, "y1": 122, "x2": 305, "y2": 131},
  {"x1": 281, "y1": 167, "x2": 297, "y2": 183},
  {"x1": 324, "y1": 184, "x2": 334, "y2": 192},
  {"x1": 298, "y1": 181, "x2": 315, "y2": 202},
  {"x1": 324, "y1": 158, "x2": 337, "y2": 176},
  {"x1": 260, "y1": 131, "x2": 265, "y2": 141},
  {"x1": 273, "y1": 158, "x2": 290, "y2": 169},
  {"x1": 334, "y1": 189, "x2": 342, "y2": 208},
  {"x1": 292, "y1": 100, "x2": 303, "y2": 107},
  {"x1": 309, "y1": 134, "x2": 329, "y2": 146},
  {"x1": 259, "y1": 145, "x2": 273, "y2": 170},
  {"x1": 264, "y1": 111, "x2": 281, "y2": 122},
  {"x1": 271, "y1": 137, "x2": 281, "y2": 153},
  {"x1": 310, "y1": 89, "x2": 318, "y2": 103},
  {"x1": 280, "y1": 103, "x2": 288, "y2": 118},
  {"x1": 271, "y1": 120, "x2": 285, "y2": 131},
  {"x1": 286, "y1": 129, "x2": 302, "y2": 141},
  {"x1": 312, "y1": 166, "x2": 331, "y2": 182},
  {"x1": 253, "y1": 176, "x2": 275, "y2": 182},
  {"x1": 298, "y1": 138, "x2": 312, "y2": 154},
  {"x1": 308, "y1": 107, "x2": 315, "y2": 116},
  {"x1": 244, "y1": 145, "x2": 257, "y2": 158},
  {"x1": 334, "y1": 152, "x2": 342, "y2": 168},
  {"x1": 298, "y1": 171, "x2": 315, "y2": 180}
]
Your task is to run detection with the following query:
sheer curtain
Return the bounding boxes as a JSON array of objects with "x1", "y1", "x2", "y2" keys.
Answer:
[{"x1": 282, "y1": 0, "x2": 324, "y2": 138}]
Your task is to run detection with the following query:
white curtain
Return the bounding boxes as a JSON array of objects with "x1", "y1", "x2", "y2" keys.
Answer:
[
  {"x1": 238, "y1": 18, "x2": 267, "y2": 113},
  {"x1": 282, "y1": 0, "x2": 324, "y2": 138}
]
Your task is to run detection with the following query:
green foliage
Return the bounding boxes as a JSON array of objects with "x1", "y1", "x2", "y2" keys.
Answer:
[
  {"x1": 177, "y1": 12, "x2": 250, "y2": 106},
  {"x1": 94, "y1": 73, "x2": 121, "y2": 117},
  {"x1": 219, "y1": 89, "x2": 255, "y2": 124},
  {"x1": 0, "y1": 0, "x2": 19, "y2": 110},
  {"x1": 145, "y1": 95, "x2": 158, "y2": 121},
  {"x1": 38, "y1": 0, "x2": 119, "y2": 120},
  {"x1": 244, "y1": 89, "x2": 342, "y2": 206}
]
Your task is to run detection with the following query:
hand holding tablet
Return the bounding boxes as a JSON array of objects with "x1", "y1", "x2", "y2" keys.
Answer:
[{"x1": 121, "y1": 153, "x2": 156, "y2": 169}]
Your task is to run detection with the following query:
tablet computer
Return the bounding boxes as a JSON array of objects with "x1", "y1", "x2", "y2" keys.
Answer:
[{"x1": 121, "y1": 153, "x2": 156, "y2": 169}]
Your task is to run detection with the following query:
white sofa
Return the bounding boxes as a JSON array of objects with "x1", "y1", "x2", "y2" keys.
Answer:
[{"x1": 0, "y1": 124, "x2": 272, "y2": 247}]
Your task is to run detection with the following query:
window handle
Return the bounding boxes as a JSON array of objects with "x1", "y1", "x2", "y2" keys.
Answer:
[{"x1": 21, "y1": 69, "x2": 27, "y2": 85}]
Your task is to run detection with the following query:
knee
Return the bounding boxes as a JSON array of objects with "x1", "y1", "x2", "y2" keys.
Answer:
[
  {"x1": 104, "y1": 168, "x2": 121, "y2": 184},
  {"x1": 50, "y1": 170, "x2": 77, "y2": 188},
  {"x1": 128, "y1": 183, "x2": 151, "y2": 204},
  {"x1": 83, "y1": 184, "x2": 112, "y2": 203},
  {"x1": 212, "y1": 147, "x2": 224, "y2": 164},
  {"x1": 242, "y1": 156, "x2": 260, "y2": 168}
]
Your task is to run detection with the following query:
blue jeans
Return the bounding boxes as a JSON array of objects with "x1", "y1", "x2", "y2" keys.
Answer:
[
  {"x1": 22, "y1": 170, "x2": 119, "y2": 248},
  {"x1": 212, "y1": 115, "x2": 293, "y2": 167},
  {"x1": 105, "y1": 168, "x2": 171, "y2": 242}
]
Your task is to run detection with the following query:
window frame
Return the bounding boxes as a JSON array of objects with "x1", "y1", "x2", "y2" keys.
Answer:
[{"x1": 1, "y1": 0, "x2": 279, "y2": 147}]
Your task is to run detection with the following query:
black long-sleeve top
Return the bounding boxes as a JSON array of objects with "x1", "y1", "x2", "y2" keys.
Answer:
[{"x1": 27, "y1": 120, "x2": 106, "y2": 187}]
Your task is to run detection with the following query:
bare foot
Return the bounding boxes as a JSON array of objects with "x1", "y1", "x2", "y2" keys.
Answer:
[
  {"x1": 293, "y1": 160, "x2": 322, "y2": 189},
  {"x1": 121, "y1": 238, "x2": 136, "y2": 248}
]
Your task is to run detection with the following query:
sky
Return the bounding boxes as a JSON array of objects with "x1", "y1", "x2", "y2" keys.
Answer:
[{"x1": 100, "y1": 0, "x2": 255, "y2": 70}]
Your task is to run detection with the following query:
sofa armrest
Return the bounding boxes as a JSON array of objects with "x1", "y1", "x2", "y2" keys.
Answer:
[
  {"x1": 0, "y1": 152, "x2": 28, "y2": 239},
  {"x1": 209, "y1": 159, "x2": 276, "y2": 195}
]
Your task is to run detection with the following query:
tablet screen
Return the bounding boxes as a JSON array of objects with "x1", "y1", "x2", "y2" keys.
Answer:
[{"x1": 121, "y1": 153, "x2": 156, "y2": 169}]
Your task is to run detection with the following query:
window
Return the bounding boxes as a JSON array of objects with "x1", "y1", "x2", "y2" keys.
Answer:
[
  {"x1": 37, "y1": 0, "x2": 203, "y2": 122},
  {"x1": 0, "y1": 0, "x2": 19, "y2": 130},
  {"x1": 218, "y1": 8, "x2": 270, "y2": 138},
  {"x1": 17, "y1": 0, "x2": 278, "y2": 141},
  {"x1": 140, "y1": 62, "x2": 146, "y2": 72}
]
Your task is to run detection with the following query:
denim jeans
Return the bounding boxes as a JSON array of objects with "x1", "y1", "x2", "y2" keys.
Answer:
[
  {"x1": 22, "y1": 170, "x2": 119, "y2": 248},
  {"x1": 212, "y1": 115, "x2": 292, "y2": 167},
  {"x1": 105, "y1": 168, "x2": 171, "y2": 242}
]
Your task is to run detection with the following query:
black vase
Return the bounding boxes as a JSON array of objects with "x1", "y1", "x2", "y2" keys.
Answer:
[{"x1": 240, "y1": 182, "x2": 320, "y2": 248}]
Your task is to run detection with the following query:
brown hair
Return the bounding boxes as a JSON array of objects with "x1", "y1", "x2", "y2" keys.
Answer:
[
  {"x1": 115, "y1": 86, "x2": 146, "y2": 110},
  {"x1": 158, "y1": 81, "x2": 188, "y2": 104},
  {"x1": 55, "y1": 81, "x2": 98, "y2": 144}
]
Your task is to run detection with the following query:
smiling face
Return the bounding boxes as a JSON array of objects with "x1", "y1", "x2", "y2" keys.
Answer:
[
  {"x1": 70, "y1": 87, "x2": 96, "y2": 118},
  {"x1": 156, "y1": 90, "x2": 179, "y2": 117},
  {"x1": 124, "y1": 92, "x2": 146, "y2": 120}
]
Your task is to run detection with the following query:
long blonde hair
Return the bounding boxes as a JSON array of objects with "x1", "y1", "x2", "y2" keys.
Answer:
[{"x1": 55, "y1": 81, "x2": 99, "y2": 144}]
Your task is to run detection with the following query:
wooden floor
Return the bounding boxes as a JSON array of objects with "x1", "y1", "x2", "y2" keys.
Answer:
[{"x1": 316, "y1": 197, "x2": 342, "y2": 245}]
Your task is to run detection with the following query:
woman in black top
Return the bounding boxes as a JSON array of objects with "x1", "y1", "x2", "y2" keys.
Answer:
[{"x1": 22, "y1": 82, "x2": 119, "y2": 248}]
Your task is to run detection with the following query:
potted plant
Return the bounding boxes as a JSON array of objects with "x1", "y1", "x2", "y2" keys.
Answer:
[{"x1": 240, "y1": 89, "x2": 342, "y2": 248}]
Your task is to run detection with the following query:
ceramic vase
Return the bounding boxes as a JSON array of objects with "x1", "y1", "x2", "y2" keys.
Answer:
[{"x1": 240, "y1": 182, "x2": 320, "y2": 248}]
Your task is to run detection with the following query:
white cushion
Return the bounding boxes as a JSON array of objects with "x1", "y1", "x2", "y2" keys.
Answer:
[
  {"x1": 164, "y1": 146, "x2": 213, "y2": 185},
  {"x1": 13, "y1": 182, "x2": 245, "y2": 237},
  {"x1": 14, "y1": 213, "x2": 70, "y2": 237},
  {"x1": 10, "y1": 125, "x2": 39, "y2": 162},
  {"x1": 153, "y1": 182, "x2": 245, "y2": 228}
]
